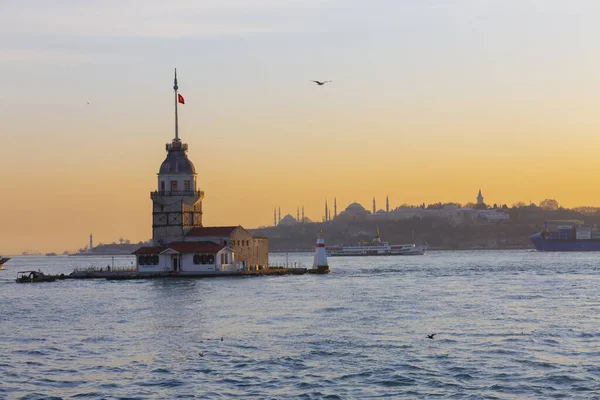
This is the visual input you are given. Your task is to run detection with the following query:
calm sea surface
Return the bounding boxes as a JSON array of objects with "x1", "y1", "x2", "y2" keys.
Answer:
[{"x1": 1, "y1": 251, "x2": 599, "y2": 399}]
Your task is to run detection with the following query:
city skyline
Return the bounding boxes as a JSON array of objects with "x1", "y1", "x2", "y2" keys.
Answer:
[
  {"x1": 13, "y1": 191, "x2": 578, "y2": 255},
  {"x1": 3, "y1": 1, "x2": 600, "y2": 253}
]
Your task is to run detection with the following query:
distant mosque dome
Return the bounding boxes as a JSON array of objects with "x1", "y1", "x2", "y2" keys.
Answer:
[
  {"x1": 338, "y1": 202, "x2": 369, "y2": 219},
  {"x1": 159, "y1": 145, "x2": 196, "y2": 174},
  {"x1": 278, "y1": 214, "x2": 298, "y2": 226},
  {"x1": 346, "y1": 202, "x2": 366, "y2": 212},
  {"x1": 376, "y1": 209, "x2": 386, "y2": 214}
]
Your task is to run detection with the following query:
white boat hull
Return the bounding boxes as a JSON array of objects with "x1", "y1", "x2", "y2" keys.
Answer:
[{"x1": 327, "y1": 245, "x2": 428, "y2": 257}]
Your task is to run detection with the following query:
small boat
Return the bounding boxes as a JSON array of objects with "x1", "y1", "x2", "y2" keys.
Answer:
[{"x1": 16, "y1": 270, "x2": 57, "y2": 283}]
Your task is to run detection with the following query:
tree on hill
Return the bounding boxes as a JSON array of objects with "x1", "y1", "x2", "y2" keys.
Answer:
[
  {"x1": 540, "y1": 199, "x2": 559, "y2": 211},
  {"x1": 399, "y1": 203, "x2": 418, "y2": 208},
  {"x1": 426, "y1": 202, "x2": 443, "y2": 210},
  {"x1": 573, "y1": 206, "x2": 600, "y2": 215},
  {"x1": 443, "y1": 202, "x2": 462, "y2": 208}
]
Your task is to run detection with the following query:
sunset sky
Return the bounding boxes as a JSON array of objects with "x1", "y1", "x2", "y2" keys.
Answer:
[{"x1": 2, "y1": 0, "x2": 600, "y2": 254}]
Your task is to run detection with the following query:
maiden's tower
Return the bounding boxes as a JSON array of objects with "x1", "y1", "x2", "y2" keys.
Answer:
[
  {"x1": 151, "y1": 70, "x2": 203, "y2": 246},
  {"x1": 134, "y1": 70, "x2": 268, "y2": 274}
]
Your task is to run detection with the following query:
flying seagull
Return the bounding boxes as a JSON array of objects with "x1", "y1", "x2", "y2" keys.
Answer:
[
  {"x1": 311, "y1": 80, "x2": 332, "y2": 86},
  {"x1": 426, "y1": 334, "x2": 436, "y2": 340}
]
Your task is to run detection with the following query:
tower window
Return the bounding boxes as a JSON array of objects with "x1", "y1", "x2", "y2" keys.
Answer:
[
  {"x1": 171, "y1": 181, "x2": 178, "y2": 191},
  {"x1": 184, "y1": 180, "x2": 190, "y2": 191},
  {"x1": 161, "y1": 181, "x2": 165, "y2": 191}
]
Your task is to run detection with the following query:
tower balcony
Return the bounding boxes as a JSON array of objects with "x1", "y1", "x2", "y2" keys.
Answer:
[
  {"x1": 151, "y1": 190, "x2": 204, "y2": 199},
  {"x1": 166, "y1": 141, "x2": 188, "y2": 152}
]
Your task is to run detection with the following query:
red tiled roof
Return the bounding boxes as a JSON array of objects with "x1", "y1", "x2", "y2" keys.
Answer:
[
  {"x1": 186, "y1": 226, "x2": 240, "y2": 237},
  {"x1": 133, "y1": 241, "x2": 225, "y2": 255},
  {"x1": 133, "y1": 245, "x2": 164, "y2": 255}
]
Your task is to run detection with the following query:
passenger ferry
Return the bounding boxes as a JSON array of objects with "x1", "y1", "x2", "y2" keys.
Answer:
[{"x1": 326, "y1": 228, "x2": 428, "y2": 257}]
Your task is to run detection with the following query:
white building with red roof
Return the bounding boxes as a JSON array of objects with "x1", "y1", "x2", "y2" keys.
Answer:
[
  {"x1": 133, "y1": 71, "x2": 268, "y2": 275},
  {"x1": 133, "y1": 241, "x2": 234, "y2": 273}
]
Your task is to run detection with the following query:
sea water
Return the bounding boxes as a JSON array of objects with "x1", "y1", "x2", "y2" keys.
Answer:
[{"x1": 1, "y1": 251, "x2": 599, "y2": 399}]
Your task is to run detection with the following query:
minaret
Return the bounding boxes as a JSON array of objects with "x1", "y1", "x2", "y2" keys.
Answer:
[
  {"x1": 302, "y1": 206, "x2": 305, "y2": 223},
  {"x1": 278, "y1": 207, "x2": 281, "y2": 224},
  {"x1": 325, "y1": 200, "x2": 328, "y2": 222},
  {"x1": 386, "y1": 196, "x2": 389, "y2": 213},
  {"x1": 89, "y1": 233, "x2": 93, "y2": 252},
  {"x1": 334, "y1": 197, "x2": 337, "y2": 218},
  {"x1": 274, "y1": 207, "x2": 277, "y2": 226},
  {"x1": 297, "y1": 207, "x2": 300, "y2": 223},
  {"x1": 151, "y1": 69, "x2": 204, "y2": 245},
  {"x1": 477, "y1": 189, "x2": 484, "y2": 206},
  {"x1": 372, "y1": 197, "x2": 376, "y2": 214}
]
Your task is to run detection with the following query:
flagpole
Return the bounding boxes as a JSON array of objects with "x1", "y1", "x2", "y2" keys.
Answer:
[{"x1": 174, "y1": 68, "x2": 179, "y2": 141}]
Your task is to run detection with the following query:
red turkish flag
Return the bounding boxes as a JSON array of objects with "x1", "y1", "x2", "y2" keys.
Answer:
[{"x1": 178, "y1": 93, "x2": 185, "y2": 104}]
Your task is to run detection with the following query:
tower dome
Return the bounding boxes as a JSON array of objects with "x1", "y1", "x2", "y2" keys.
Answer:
[{"x1": 159, "y1": 141, "x2": 196, "y2": 174}]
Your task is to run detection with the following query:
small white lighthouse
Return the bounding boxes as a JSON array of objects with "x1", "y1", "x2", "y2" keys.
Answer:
[{"x1": 312, "y1": 230, "x2": 329, "y2": 273}]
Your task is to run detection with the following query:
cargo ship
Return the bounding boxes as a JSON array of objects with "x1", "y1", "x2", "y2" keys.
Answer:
[
  {"x1": 530, "y1": 220, "x2": 600, "y2": 251},
  {"x1": 326, "y1": 228, "x2": 428, "y2": 256}
]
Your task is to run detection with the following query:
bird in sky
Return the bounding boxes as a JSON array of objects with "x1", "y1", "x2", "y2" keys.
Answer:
[
  {"x1": 426, "y1": 334, "x2": 436, "y2": 339},
  {"x1": 311, "y1": 80, "x2": 332, "y2": 86}
]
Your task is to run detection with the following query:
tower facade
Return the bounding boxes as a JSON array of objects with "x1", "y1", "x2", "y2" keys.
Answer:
[
  {"x1": 477, "y1": 189, "x2": 484, "y2": 205},
  {"x1": 151, "y1": 70, "x2": 204, "y2": 245}
]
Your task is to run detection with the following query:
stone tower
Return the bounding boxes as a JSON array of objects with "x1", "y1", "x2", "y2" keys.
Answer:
[
  {"x1": 477, "y1": 189, "x2": 484, "y2": 206},
  {"x1": 151, "y1": 69, "x2": 204, "y2": 245}
]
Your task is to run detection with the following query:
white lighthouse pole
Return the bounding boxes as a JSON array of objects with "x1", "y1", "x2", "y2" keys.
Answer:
[{"x1": 312, "y1": 230, "x2": 329, "y2": 272}]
